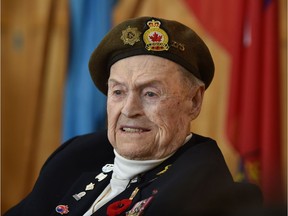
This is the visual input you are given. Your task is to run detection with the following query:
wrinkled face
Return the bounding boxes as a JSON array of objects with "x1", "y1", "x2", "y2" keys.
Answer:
[{"x1": 107, "y1": 55, "x2": 203, "y2": 160}]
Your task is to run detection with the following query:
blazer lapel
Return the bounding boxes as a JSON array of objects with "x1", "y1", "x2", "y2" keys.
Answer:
[
  {"x1": 51, "y1": 171, "x2": 112, "y2": 216},
  {"x1": 93, "y1": 158, "x2": 176, "y2": 216}
]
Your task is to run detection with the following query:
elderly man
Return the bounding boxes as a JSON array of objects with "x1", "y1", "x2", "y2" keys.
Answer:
[{"x1": 5, "y1": 17, "x2": 262, "y2": 216}]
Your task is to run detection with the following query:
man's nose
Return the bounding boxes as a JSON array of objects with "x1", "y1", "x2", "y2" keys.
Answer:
[{"x1": 121, "y1": 93, "x2": 143, "y2": 117}]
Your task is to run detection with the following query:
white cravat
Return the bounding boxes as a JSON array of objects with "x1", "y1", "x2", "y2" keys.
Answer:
[{"x1": 83, "y1": 133, "x2": 192, "y2": 216}]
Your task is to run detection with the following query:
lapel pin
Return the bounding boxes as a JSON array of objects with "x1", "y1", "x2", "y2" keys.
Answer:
[
  {"x1": 72, "y1": 191, "x2": 86, "y2": 201},
  {"x1": 55, "y1": 205, "x2": 69, "y2": 215},
  {"x1": 157, "y1": 164, "x2": 172, "y2": 175},
  {"x1": 102, "y1": 164, "x2": 114, "y2": 173},
  {"x1": 85, "y1": 182, "x2": 95, "y2": 191},
  {"x1": 130, "y1": 176, "x2": 140, "y2": 184},
  {"x1": 95, "y1": 172, "x2": 107, "y2": 182}
]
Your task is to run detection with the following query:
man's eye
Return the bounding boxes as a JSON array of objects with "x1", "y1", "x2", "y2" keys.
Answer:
[
  {"x1": 113, "y1": 90, "x2": 122, "y2": 95},
  {"x1": 145, "y1": 91, "x2": 157, "y2": 97}
]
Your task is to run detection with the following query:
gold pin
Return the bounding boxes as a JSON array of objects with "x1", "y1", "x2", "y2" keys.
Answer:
[
  {"x1": 157, "y1": 165, "x2": 172, "y2": 175},
  {"x1": 121, "y1": 26, "x2": 141, "y2": 46}
]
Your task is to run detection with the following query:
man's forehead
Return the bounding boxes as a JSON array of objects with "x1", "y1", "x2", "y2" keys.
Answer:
[
  {"x1": 109, "y1": 56, "x2": 183, "y2": 84},
  {"x1": 111, "y1": 55, "x2": 178, "y2": 68}
]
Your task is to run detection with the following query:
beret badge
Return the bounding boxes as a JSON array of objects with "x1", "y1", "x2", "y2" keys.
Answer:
[
  {"x1": 143, "y1": 19, "x2": 169, "y2": 51},
  {"x1": 121, "y1": 26, "x2": 141, "y2": 46}
]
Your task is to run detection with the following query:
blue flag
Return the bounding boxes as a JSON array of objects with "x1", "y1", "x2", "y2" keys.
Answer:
[{"x1": 63, "y1": 0, "x2": 117, "y2": 142}]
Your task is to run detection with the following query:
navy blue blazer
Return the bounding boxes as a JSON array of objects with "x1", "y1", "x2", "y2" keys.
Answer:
[{"x1": 4, "y1": 130, "x2": 262, "y2": 216}]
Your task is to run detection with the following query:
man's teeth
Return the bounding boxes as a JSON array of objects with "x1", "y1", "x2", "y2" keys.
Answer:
[{"x1": 122, "y1": 127, "x2": 143, "y2": 133}]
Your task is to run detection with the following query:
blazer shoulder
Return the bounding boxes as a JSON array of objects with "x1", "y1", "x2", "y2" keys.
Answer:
[
  {"x1": 175, "y1": 133, "x2": 233, "y2": 181},
  {"x1": 192, "y1": 133, "x2": 217, "y2": 144},
  {"x1": 42, "y1": 130, "x2": 113, "y2": 171},
  {"x1": 192, "y1": 133, "x2": 226, "y2": 157}
]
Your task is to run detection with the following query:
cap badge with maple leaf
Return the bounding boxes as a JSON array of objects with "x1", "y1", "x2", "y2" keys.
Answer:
[{"x1": 143, "y1": 19, "x2": 169, "y2": 51}]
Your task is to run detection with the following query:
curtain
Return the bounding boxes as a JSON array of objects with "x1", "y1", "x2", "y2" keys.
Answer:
[
  {"x1": 62, "y1": 0, "x2": 116, "y2": 142},
  {"x1": 2, "y1": 0, "x2": 69, "y2": 212},
  {"x1": 184, "y1": 0, "x2": 284, "y2": 204}
]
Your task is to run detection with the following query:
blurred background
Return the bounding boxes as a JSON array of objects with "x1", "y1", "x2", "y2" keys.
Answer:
[{"x1": 1, "y1": 0, "x2": 287, "y2": 213}]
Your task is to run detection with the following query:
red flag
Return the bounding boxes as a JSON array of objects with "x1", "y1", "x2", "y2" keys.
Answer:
[{"x1": 184, "y1": 0, "x2": 283, "y2": 204}]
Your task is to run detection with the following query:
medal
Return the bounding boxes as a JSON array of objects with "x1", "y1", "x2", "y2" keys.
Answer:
[{"x1": 126, "y1": 196, "x2": 154, "y2": 216}]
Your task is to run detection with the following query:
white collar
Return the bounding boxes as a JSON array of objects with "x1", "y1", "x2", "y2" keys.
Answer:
[{"x1": 112, "y1": 133, "x2": 193, "y2": 180}]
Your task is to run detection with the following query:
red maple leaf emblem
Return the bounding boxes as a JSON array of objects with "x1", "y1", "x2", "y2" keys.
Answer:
[{"x1": 149, "y1": 32, "x2": 162, "y2": 42}]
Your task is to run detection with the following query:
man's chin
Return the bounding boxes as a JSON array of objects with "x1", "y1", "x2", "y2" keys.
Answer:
[{"x1": 115, "y1": 148, "x2": 152, "y2": 160}]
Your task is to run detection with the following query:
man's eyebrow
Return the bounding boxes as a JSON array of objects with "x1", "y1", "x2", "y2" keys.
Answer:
[
  {"x1": 136, "y1": 80, "x2": 164, "y2": 88},
  {"x1": 107, "y1": 79, "x2": 123, "y2": 85},
  {"x1": 108, "y1": 79, "x2": 164, "y2": 88}
]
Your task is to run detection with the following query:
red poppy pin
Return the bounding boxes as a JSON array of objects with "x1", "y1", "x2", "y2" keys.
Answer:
[{"x1": 107, "y1": 187, "x2": 139, "y2": 216}]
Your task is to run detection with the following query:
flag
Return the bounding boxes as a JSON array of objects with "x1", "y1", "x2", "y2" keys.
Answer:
[
  {"x1": 184, "y1": 0, "x2": 283, "y2": 204},
  {"x1": 63, "y1": 0, "x2": 117, "y2": 141}
]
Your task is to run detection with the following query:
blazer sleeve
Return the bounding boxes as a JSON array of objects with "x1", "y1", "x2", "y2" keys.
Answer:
[
  {"x1": 4, "y1": 130, "x2": 113, "y2": 216},
  {"x1": 3, "y1": 136, "x2": 79, "y2": 216}
]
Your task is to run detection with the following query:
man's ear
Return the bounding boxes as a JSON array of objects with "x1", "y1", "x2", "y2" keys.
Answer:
[{"x1": 189, "y1": 85, "x2": 205, "y2": 120}]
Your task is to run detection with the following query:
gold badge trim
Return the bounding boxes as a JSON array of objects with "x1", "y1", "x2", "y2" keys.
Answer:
[
  {"x1": 143, "y1": 19, "x2": 169, "y2": 51},
  {"x1": 121, "y1": 26, "x2": 141, "y2": 46}
]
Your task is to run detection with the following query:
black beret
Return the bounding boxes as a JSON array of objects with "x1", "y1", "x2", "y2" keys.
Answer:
[{"x1": 89, "y1": 16, "x2": 214, "y2": 94}]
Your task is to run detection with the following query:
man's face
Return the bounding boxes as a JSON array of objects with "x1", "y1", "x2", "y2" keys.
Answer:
[{"x1": 107, "y1": 55, "x2": 200, "y2": 160}]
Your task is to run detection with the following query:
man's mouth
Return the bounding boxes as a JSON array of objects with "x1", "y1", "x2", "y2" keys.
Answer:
[{"x1": 121, "y1": 127, "x2": 150, "y2": 133}]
